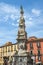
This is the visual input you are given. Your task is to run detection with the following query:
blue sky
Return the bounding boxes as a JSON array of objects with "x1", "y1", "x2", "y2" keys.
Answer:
[{"x1": 0, "y1": 0, "x2": 43, "y2": 46}]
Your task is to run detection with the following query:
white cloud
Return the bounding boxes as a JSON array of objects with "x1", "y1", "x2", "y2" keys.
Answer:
[
  {"x1": 10, "y1": 14, "x2": 15, "y2": 20},
  {"x1": 29, "y1": 30, "x2": 43, "y2": 37},
  {"x1": 4, "y1": 15, "x2": 9, "y2": 22},
  {"x1": 0, "y1": 2, "x2": 19, "y2": 22},
  {"x1": 17, "y1": 19, "x2": 19, "y2": 22},
  {"x1": 32, "y1": 9, "x2": 41, "y2": 16},
  {"x1": 25, "y1": 20, "x2": 34, "y2": 28},
  {"x1": 29, "y1": 17, "x2": 32, "y2": 21},
  {"x1": 0, "y1": 2, "x2": 19, "y2": 14},
  {"x1": 0, "y1": 39, "x2": 2, "y2": 41},
  {"x1": 12, "y1": 23, "x2": 15, "y2": 26},
  {"x1": 0, "y1": 28, "x2": 18, "y2": 45},
  {"x1": 11, "y1": 22, "x2": 18, "y2": 27}
]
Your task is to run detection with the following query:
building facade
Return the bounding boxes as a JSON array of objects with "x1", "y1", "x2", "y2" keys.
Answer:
[
  {"x1": 0, "y1": 42, "x2": 18, "y2": 65},
  {"x1": 26, "y1": 36, "x2": 43, "y2": 65}
]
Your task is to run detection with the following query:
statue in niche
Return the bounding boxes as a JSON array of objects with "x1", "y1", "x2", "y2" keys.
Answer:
[{"x1": 19, "y1": 44, "x2": 25, "y2": 50}]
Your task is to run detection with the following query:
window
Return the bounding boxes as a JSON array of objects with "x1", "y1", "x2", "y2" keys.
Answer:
[
  {"x1": 17, "y1": 44, "x2": 19, "y2": 49},
  {"x1": 0, "y1": 48, "x2": 2, "y2": 57},
  {"x1": 8, "y1": 46, "x2": 10, "y2": 52},
  {"x1": 30, "y1": 50, "x2": 33, "y2": 56},
  {"x1": 38, "y1": 50, "x2": 41, "y2": 61},
  {"x1": 30, "y1": 43, "x2": 33, "y2": 49},
  {"x1": 38, "y1": 50, "x2": 40, "y2": 56},
  {"x1": 3, "y1": 47, "x2": 4, "y2": 55},
  {"x1": 5, "y1": 47, "x2": 7, "y2": 55},
  {"x1": 11, "y1": 45, "x2": 13, "y2": 51},
  {"x1": 38, "y1": 56, "x2": 41, "y2": 61},
  {"x1": 37, "y1": 42, "x2": 41, "y2": 48},
  {"x1": 14, "y1": 45, "x2": 16, "y2": 51}
]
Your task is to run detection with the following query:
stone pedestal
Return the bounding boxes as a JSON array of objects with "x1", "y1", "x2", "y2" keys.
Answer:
[{"x1": 12, "y1": 49, "x2": 33, "y2": 65}]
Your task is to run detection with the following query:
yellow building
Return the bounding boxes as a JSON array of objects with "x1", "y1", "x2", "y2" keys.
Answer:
[{"x1": 0, "y1": 42, "x2": 18, "y2": 65}]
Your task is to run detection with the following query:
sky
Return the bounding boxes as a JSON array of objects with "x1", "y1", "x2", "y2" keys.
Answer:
[{"x1": 0, "y1": 0, "x2": 43, "y2": 46}]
